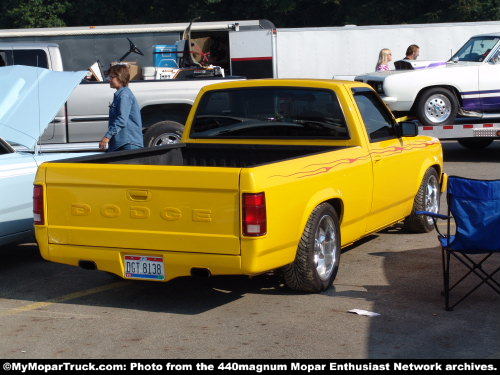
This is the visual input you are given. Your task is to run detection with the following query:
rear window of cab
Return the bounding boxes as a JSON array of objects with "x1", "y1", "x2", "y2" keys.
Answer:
[{"x1": 190, "y1": 87, "x2": 350, "y2": 140}]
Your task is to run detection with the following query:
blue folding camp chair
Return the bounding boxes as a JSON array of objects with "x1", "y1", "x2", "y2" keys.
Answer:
[{"x1": 417, "y1": 175, "x2": 500, "y2": 310}]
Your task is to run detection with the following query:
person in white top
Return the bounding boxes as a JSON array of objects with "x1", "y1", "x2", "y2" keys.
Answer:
[{"x1": 375, "y1": 48, "x2": 392, "y2": 71}]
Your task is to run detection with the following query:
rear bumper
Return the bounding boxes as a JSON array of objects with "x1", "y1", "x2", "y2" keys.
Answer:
[
  {"x1": 35, "y1": 225, "x2": 297, "y2": 281},
  {"x1": 39, "y1": 242, "x2": 243, "y2": 282}
]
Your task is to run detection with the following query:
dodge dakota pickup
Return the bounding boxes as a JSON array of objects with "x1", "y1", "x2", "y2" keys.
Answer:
[{"x1": 34, "y1": 79, "x2": 444, "y2": 292}]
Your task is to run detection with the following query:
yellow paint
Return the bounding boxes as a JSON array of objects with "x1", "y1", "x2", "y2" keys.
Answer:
[{"x1": 34, "y1": 79, "x2": 444, "y2": 282}]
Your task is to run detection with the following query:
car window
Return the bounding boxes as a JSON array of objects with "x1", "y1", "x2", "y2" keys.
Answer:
[
  {"x1": 191, "y1": 87, "x2": 350, "y2": 140},
  {"x1": 353, "y1": 90, "x2": 397, "y2": 142},
  {"x1": 11, "y1": 49, "x2": 48, "y2": 68},
  {"x1": 451, "y1": 37, "x2": 500, "y2": 62},
  {"x1": 488, "y1": 48, "x2": 500, "y2": 64},
  {"x1": 0, "y1": 50, "x2": 13, "y2": 66}
]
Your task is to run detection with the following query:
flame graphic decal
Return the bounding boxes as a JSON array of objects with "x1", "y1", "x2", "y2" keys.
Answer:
[{"x1": 270, "y1": 140, "x2": 439, "y2": 179}]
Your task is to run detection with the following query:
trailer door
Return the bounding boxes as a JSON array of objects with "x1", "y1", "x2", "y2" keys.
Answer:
[{"x1": 229, "y1": 29, "x2": 274, "y2": 78}]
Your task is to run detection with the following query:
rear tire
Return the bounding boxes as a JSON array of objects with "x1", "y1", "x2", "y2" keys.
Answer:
[
  {"x1": 416, "y1": 87, "x2": 458, "y2": 126},
  {"x1": 404, "y1": 168, "x2": 440, "y2": 233},
  {"x1": 143, "y1": 121, "x2": 184, "y2": 147},
  {"x1": 458, "y1": 138, "x2": 493, "y2": 150},
  {"x1": 283, "y1": 203, "x2": 340, "y2": 292}
]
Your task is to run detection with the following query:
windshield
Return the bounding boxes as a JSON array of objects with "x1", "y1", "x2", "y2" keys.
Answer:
[
  {"x1": 190, "y1": 87, "x2": 350, "y2": 140},
  {"x1": 451, "y1": 36, "x2": 499, "y2": 62}
]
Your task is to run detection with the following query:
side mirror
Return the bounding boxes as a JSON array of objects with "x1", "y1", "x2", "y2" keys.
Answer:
[{"x1": 396, "y1": 121, "x2": 418, "y2": 137}]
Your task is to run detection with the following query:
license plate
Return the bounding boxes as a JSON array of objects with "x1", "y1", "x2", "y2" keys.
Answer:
[{"x1": 124, "y1": 255, "x2": 165, "y2": 280}]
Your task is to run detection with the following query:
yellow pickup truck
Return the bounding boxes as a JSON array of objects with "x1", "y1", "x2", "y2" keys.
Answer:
[{"x1": 34, "y1": 79, "x2": 444, "y2": 292}]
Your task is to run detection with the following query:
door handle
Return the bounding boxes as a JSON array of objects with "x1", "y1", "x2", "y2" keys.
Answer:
[
  {"x1": 127, "y1": 189, "x2": 150, "y2": 201},
  {"x1": 372, "y1": 155, "x2": 382, "y2": 162}
]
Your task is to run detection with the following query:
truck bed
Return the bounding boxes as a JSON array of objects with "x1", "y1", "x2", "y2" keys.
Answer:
[{"x1": 57, "y1": 143, "x2": 345, "y2": 168}]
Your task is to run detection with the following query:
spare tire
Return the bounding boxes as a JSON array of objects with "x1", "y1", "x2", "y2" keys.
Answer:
[{"x1": 144, "y1": 121, "x2": 184, "y2": 147}]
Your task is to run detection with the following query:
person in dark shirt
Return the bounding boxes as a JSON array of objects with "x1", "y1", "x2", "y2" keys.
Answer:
[
  {"x1": 99, "y1": 64, "x2": 144, "y2": 152},
  {"x1": 394, "y1": 44, "x2": 419, "y2": 70}
]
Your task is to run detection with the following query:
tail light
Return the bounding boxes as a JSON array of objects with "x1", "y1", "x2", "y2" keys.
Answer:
[
  {"x1": 242, "y1": 192, "x2": 266, "y2": 236},
  {"x1": 33, "y1": 185, "x2": 44, "y2": 225}
]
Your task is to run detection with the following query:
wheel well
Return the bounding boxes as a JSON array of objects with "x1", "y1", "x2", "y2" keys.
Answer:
[
  {"x1": 141, "y1": 104, "x2": 192, "y2": 128},
  {"x1": 430, "y1": 164, "x2": 442, "y2": 185},
  {"x1": 325, "y1": 198, "x2": 344, "y2": 223},
  {"x1": 430, "y1": 164, "x2": 441, "y2": 176},
  {"x1": 411, "y1": 85, "x2": 462, "y2": 112}
]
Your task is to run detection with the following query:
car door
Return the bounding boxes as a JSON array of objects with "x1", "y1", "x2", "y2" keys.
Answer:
[
  {"x1": 352, "y1": 88, "x2": 421, "y2": 233},
  {"x1": 478, "y1": 46, "x2": 500, "y2": 113},
  {"x1": 0, "y1": 152, "x2": 37, "y2": 242}
]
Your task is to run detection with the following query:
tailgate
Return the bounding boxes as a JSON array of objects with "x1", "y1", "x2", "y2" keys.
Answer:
[{"x1": 45, "y1": 163, "x2": 241, "y2": 255}]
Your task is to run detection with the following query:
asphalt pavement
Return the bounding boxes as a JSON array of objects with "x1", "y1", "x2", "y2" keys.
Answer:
[{"x1": 0, "y1": 140, "x2": 499, "y2": 359}]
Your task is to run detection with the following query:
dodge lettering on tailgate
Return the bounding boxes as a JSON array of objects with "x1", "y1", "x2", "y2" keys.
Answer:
[{"x1": 71, "y1": 203, "x2": 213, "y2": 222}]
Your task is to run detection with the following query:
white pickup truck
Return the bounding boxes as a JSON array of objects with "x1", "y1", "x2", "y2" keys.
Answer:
[{"x1": 0, "y1": 42, "x2": 242, "y2": 150}]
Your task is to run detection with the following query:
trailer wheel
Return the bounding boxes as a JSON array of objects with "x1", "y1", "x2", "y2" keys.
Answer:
[
  {"x1": 283, "y1": 203, "x2": 340, "y2": 293},
  {"x1": 404, "y1": 168, "x2": 440, "y2": 233},
  {"x1": 144, "y1": 121, "x2": 184, "y2": 147},
  {"x1": 416, "y1": 87, "x2": 458, "y2": 126},
  {"x1": 458, "y1": 138, "x2": 493, "y2": 150}
]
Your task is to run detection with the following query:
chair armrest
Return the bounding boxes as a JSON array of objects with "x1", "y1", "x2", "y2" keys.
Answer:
[{"x1": 415, "y1": 211, "x2": 449, "y2": 220}]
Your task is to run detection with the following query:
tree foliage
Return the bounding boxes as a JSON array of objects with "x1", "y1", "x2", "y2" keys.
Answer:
[
  {"x1": 0, "y1": 0, "x2": 69, "y2": 28},
  {"x1": 0, "y1": 0, "x2": 497, "y2": 29}
]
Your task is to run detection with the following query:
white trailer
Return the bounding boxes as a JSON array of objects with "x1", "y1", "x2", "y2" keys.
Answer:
[
  {"x1": 228, "y1": 20, "x2": 500, "y2": 80},
  {"x1": 0, "y1": 20, "x2": 273, "y2": 78}
]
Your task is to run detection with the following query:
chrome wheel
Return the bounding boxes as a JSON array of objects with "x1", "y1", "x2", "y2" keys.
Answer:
[
  {"x1": 150, "y1": 132, "x2": 181, "y2": 147},
  {"x1": 313, "y1": 215, "x2": 337, "y2": 281},
  {"x1": 425, "y1": 174, "x2": 439, "y2": 225},
  {"x1": 424, "y1": 94, "x2": 452, "y2": 124}
]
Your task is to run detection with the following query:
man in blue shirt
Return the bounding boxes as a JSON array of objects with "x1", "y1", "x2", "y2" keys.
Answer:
[{"x1": 99, "y1": 64, "x2": 144, "y2": 152}]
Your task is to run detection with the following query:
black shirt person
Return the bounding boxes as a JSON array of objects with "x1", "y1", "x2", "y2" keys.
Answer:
[{"x1": 394, "y1": 44, "x2": 419, "y2": 70}]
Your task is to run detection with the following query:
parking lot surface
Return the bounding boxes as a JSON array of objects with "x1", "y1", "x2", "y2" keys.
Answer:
[{"x1": 0, "y1": 141, "x2": 499, "y2": 359}]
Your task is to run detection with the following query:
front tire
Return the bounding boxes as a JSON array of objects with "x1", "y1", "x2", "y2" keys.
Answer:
[
  {"x1": 404, "y1": 168, "x2": 440, "y2": 233},
  {"x1": 143, "y1": 121, "x2": 184, "y2": 147},
  {"x1": 416, "y1": 87, "x2": 458, "y2": 126},
  {"x1": 283, "y1": 203, "x2": 341, "y2": 292}
]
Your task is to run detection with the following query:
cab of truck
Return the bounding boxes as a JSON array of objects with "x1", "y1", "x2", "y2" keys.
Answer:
[{"x1": 0, "y1": 43, "x2": 62, "y2": 70}]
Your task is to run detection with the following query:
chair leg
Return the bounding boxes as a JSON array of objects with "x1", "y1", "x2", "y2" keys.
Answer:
[
  {"x1": 461, "y1": 253, "x2": 500, "y2": 290},
  {"x1": 443, "y1": 248, "x2": 451, "y2": 311},
  {"x1": 449, "y1": 267, "x2": 500, "y2": 310},
  {"x1": 443, "y1": 251, "x2": 500, "y2": 310},
  {"x1": 451, "y1": 253, "x2": 500, "y2": 293},
  {"x1": 449, "y1": 253, "x2": 493, "y2": 291}
]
